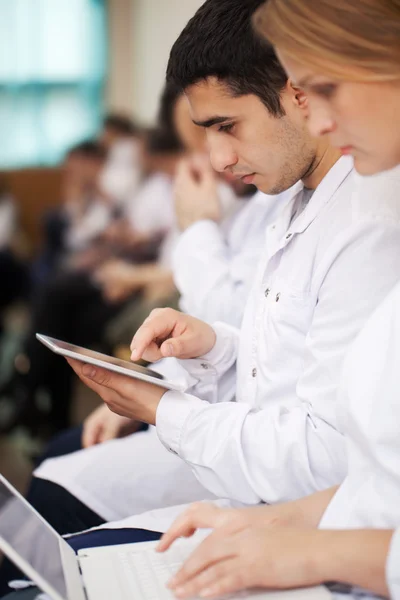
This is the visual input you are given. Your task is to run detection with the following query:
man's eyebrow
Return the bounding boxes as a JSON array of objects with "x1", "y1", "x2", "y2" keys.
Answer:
[{"x1": 192, "y1": 116, "x2": 232, "y2": 128}]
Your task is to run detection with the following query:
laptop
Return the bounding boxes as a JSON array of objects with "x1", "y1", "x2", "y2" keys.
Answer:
[{"x1": 0, "y1": 475, "x2": 332, "y2": 600}]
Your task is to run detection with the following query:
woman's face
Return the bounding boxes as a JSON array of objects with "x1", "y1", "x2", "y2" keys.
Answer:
[{"x1": 277, "y1": 50, "x2": 400, "y2": 175}]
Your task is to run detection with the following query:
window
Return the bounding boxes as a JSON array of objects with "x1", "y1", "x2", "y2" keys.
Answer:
[{"x1": 0, "y1": 0, "x2": 107, "y2": 169}]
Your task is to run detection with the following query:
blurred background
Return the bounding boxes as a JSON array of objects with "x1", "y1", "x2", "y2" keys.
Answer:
[
  {"x1": 0, "y1": 0, "x2": 208, "y2": 489},
  {"x1": 0, "y1": 0, "x2": 204, "y2": 242}
]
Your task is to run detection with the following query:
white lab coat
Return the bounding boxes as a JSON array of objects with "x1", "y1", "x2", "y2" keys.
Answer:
[
  {"x1": 176, "y1": 189, "x2": 294, "y2": 327},
  {"x1": 34, "y1": 189, "x2": 289, "y2": 521},
  {"x1": 310, "y1": 171, "x2": 400, "y2": 598},
  {"x1": 314, "y1": 167, "x2": 400, "y2": 533},
  {"x1": 154, "y1": 158, "x2": 400, "y2": 507},
  {"x1": 319, "y1": 281, "x2": 400, "y2": 531}
]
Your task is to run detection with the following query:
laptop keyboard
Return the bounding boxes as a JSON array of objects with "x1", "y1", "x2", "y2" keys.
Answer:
[{"x1": 115, "y1": 541, "x2": 196, "y2": 600}]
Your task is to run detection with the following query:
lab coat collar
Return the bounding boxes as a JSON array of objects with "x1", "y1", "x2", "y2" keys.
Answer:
[
  {"x1": 268, "y1": 156, "x2": 354, "y2": 254},
  {"x1": 288, "y1": 156, "x2": 354, "y2": 237},
  {"x1": 265, "y1": 181, "x2": 303, "y2": 246}
]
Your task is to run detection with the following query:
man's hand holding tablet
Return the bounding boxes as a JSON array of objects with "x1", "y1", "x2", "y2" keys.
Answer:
[
  {"x1": 38, "y1": 309, "x2": 217, "y2": 425},
  {"x1": 66, "y1": 357, "x2": 166, "y2": 425}
]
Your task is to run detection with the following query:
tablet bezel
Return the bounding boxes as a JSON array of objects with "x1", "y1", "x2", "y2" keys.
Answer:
[{"x1": 36, "y1": 334, "x2": 185, "y2": 392}]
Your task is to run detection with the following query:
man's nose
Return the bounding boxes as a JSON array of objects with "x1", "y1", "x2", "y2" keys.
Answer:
[{"x1": 207, "y1": 135, "x2": 238, "y2": 173}]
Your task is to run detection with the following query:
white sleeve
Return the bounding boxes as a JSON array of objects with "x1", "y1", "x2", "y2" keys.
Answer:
[
  {"x1": 156, "y1": 394, "x2": 340, "y2": 504},
  {"x1": 156, "y1": 219, "x2": 400, "y2": 504},
  {"x1": 174, "y1": 322, "x2": 240, "y2": 404},
  {"x1": 173, "y1": 220, "x2": 250, "y2": 327},
  {"x1": 66, "y1": 203, "x2": 111, "y2": 250},
  {"x1": 387, "y1": 529, "x2": 400, "y2": 600}
]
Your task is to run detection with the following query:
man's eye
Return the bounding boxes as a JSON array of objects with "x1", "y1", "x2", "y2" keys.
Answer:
[{"x1": 218, "y1": 123, "x2": 234, "y2": 134}]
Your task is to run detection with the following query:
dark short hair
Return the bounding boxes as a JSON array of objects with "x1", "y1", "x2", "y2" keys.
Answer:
[
  {"x1": 143, "y1": 127, "x2": 183, "y2": 155},
  {"x1": 67, "y1": 140, "x2": 108, "y2": 162},
  {"x1": 166, "y1": 0, "x2": 288, "y2": 116},
  {"x1": 103, "y1": 113, "x2": 140, "y2": 136}
]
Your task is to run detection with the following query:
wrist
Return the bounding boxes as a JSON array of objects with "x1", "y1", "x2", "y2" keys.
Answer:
[
  {"x1": 321, "y1": 530, "x2": 392, "y2": 596},
  {"x1": 296, "y1": 487, "x2": 339, "y2": 528}
]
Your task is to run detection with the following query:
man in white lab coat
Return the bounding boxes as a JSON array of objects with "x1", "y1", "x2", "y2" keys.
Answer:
[
  {"x1": 33, "y1": 0, "x2": 400, "y2": 540},
  {"x1": 30, "y1": 183, "x2": 289, "y2": 527}
]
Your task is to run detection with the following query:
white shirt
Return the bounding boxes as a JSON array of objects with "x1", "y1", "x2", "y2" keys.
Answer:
[
  {"x1": 100, "y1": 138, "x2": 142, "y2": 207},
  {"x1": 175, "y1": 189, "x2": 294, "y2": 326},
  {"x1": 155, "y1": 157, "x2": 400, "y2": 505},
  {"x1": 124, "y1": 173, "x2": 175, "y2": 236},
  {"x1": 65, "y1": 199, "x2": 112, "y2": 251},
  {"x1": 318, "y1": 166, "x2": 400, "y2": 532}
]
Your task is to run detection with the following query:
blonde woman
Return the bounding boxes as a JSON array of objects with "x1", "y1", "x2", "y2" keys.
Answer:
[{"x1": 152, "y1": 1, "x2": 400, "y2": 599}]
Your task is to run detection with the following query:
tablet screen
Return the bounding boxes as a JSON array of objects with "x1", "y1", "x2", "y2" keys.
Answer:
[{"x1": 38, "y1": 335, "x2": 165, "y2": 381}]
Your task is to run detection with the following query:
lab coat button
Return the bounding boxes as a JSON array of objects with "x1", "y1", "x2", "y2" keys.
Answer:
[
  {"x1": 276, "y1": 293, "x2": 281, "y2": 302},
  {"x1": 264, "y1": 288, "x2": 270, "y2": 298},
  {"x1": 201, "y1": 363, "x2": 210, "y2": 370},
  {"x1": 252, "y1": 368, "x2": 257, "y2": 378},
  {"x1": 286, "y1": 233, "x2": 292, "y2": 239}
]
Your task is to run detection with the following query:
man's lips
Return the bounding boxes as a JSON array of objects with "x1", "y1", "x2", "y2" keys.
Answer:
[{"x1": 234, "y1": 173, "x2": 256, "y2": 184}]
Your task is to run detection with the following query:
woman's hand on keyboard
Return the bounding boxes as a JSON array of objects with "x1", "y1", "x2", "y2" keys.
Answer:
[
  {"x1": 165, "y1": 525, "x2": 329, "y2": 598},
  {"x1": 164, "y1": 525, "x2": 394, "y2": 600},
  {"x1": 157, "y1": 490, "x2": 338, "y2": 554}
]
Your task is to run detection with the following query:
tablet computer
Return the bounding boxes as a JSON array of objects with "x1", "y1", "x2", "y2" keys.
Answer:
[{"x1": 36, "y1": 333, "x2": 185, "y2": 392}]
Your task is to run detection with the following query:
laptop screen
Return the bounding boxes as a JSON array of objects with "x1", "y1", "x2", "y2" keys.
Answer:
[{"x1": 0, "y1": 481, "x2": 67, "y2": 598}]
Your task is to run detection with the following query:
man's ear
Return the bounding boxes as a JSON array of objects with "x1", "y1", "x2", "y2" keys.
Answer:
[{"x1": 288, "y1": 79, "x2": 309, "y2": 112}]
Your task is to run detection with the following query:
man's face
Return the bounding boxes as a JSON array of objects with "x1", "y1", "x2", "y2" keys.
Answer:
[{"x1": 185, "y1": 78, "x2": 317, "y2": 194}]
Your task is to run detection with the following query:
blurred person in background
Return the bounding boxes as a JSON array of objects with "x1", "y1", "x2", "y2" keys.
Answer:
[
  {"x1": 0, "y1": 129, "x2": 183, "y2": 439},
  {"x1": 99, "y1": 113, "x2": 143, "y2": 209},
  {"x1": 0, "y1": 179, "x2": 30, "y2": 334},
  {"x1": 33, "y1": 141, "x2": 110, "y2": 287},
  {"x1": 0, "y1": 85, "x2": 202, "y2": 439}
]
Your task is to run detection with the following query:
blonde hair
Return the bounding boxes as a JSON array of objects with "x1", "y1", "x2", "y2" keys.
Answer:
[{"x1": 255, "y1": 0, "x2": 400, "y2": 82}]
